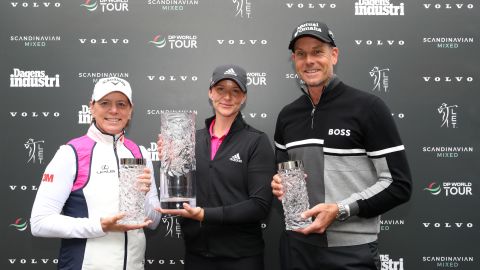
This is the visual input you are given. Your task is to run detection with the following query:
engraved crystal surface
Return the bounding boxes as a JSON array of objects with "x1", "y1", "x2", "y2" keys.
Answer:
[
  {"x1": 160, "y1": 111, "x2": 196, "y2": 176},
  {"x1": 118, "y1": 159, "x2": 146, "y2": 224},
  {"x1": 160, "y1": 110, "x2": 196, "y2": 209},
  {"x1": 279, "y1": 161, "x2": 312, "y2": 230}
]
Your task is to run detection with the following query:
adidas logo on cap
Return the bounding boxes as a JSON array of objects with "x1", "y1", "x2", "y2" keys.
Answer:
[{"x1": 224, "y1": 68, "x2": 237, "y2": 76}]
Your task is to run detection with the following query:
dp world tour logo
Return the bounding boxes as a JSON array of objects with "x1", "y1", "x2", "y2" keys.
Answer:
[
  {"x1": 149, "y1": 34, "x2": 198, "y2": 49},
  {"x1": 81, "y1": 0, "x2": 98, "y2": 11},
  {"x1": 149, "y1": 35, "x2": 167, "y2": 48},
  {"x1": 424, "y1": 182, "x2": 441, "y2": 195},
  {"x1": 10, "y1": 218, "x2": 28, "y2": 231},
  {"x1": 81, "y1": 0, "x2": 129, "y2": 12},
  {"x1": 424, "y1": 181, "x2": 472, "y2": 197}
]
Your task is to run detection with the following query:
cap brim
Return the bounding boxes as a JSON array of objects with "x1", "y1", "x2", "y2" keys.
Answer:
[
  {"x1": 288, "y1": 34, "x2": 335, "y2": 50},
  {"x1": 92, "y1": 90, "x2": 133, "y2": 104},
  {"x1": 211, "y1": 77, "x2": 247, "y2": 93}
]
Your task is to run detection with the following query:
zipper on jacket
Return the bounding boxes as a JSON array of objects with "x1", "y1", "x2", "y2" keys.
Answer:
[
  {"x1": 114, "y1": 134, "x2": 128, "y2": 270},
  {"x1": 306, "y1": 89, "x2": 326, "y2": 130},
  {"x1": 113, "y1": 135, "x2": 120, "y2": 177},
  {"x1": 310, "y1": 108, "x2": 315, "y2": 129},
  {"x1": 303, "y1": 76, "x2": 337, "y2": 130},
  {"x1": 303, "y1": 85, "x2": 319, "y2": 130},
  {"x1": 306, "y1": 95, "x2": 317, "y2": 130}
]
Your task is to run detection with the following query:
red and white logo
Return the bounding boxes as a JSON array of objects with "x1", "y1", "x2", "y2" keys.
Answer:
[{"x1": 42, "y1": 173, "x2": 54, "y2": 183}]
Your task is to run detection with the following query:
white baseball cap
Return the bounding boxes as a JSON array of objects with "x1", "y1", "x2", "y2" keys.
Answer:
[{"x1": 92, "y1": 77, "x2": 132, "y2": 104}]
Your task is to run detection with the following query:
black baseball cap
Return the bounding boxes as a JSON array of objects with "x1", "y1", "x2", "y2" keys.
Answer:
[
  {"x1": 209, "y1": 64, "x2": 248, "y2": 93},
  {"x1": 288, "y1": 21, "x2": 336, "y2": 51}
]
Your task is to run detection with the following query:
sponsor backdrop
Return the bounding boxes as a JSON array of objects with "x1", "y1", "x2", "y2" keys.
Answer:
[{"x1": 1, "y1": 0, "x2": 479, "y2": 269}]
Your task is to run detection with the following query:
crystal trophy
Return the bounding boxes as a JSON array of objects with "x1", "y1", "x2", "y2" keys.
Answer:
[
  {"x1": 118, "y1": 158, "x2": 147, "y2": 224},
  {"x1": 160, "y1": 110, "x2": 196, "y2": 209},
  {"x1": 278, "y1": 160, "x2": 312, "y2": 230}
]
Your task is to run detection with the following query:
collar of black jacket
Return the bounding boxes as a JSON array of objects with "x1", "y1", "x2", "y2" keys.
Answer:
[
  {"x1": 301, "y1": 74, "x2": 340, "y2": 97},
  {"x1": 323, "y1": 74, "x2": 341, "y2": 96},
  {"x1": 301, "y1": 74, "x2": 342, "y2": 105},
  {"x1": 204, "y1": 113, "x2": 247, "y2": 134}
]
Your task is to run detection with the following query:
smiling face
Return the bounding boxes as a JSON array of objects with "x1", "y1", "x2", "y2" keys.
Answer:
[
  {"x1": 208, "y1": 79, "x2": 246, "y2": 119},
  {"x1": 89, "y1": 91, "x2": 133, "y2": 135},
  {"x1": 291, "y1": 36, "x2": 338, "y2": 89}
]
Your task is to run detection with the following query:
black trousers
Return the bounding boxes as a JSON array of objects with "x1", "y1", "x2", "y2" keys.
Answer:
[
  {"x1": 184, "y1": 251, "x2": 264, "y2": 270},
  {"x1": 280, "y1": 232, "x2": 380, "y2": 270}
]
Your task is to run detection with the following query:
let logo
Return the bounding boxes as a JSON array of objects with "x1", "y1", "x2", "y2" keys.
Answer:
[{"x1": 42, "y1": 173, "x2": 54, "y2": 182}]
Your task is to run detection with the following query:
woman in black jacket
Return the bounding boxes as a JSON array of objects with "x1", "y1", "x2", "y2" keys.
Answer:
[{"x1": 157, "y1": 64, "x2": 275, "y2": 270}]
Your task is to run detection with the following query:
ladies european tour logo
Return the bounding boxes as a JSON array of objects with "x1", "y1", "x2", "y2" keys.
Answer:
[
  {"x1": 24, "y1": 138, "x2": 44, "y2": 164},
  {"x1": 438, "y1": 103, "x2": 459, "y2": 128}
]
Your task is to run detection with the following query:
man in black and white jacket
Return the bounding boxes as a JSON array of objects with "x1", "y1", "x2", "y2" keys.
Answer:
[{"x1": 271, "y1": 21, "x2": 412, "y2": 270}]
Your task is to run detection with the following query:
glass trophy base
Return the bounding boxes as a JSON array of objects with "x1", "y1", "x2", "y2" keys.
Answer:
[
  {"x1": 160, "y1": 170, "x2": 196, "y2": 210},
  {"x1": 285, "y1": 218, "x2": 312, "y2": 231},
  {"x1": 161, "y1": 197, "x2": 196, "y2": 210}
]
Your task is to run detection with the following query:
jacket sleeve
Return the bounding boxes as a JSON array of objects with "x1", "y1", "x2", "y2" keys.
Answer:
[
  {"x1": 30, "y1": 145, "x2": 107, "y2": 238},
  {"x1": 140, "y1": 146, "x2": 162, "y2": 229},
  {"x1": 342, "y1": 98, "x2": 412, "y2": 218},
  {"x1": 204, "y1": 134, "x2": 275, "y2": 224}
]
